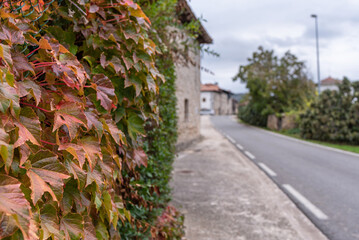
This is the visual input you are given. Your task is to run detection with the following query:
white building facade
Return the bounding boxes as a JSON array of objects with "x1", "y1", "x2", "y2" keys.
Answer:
[{"x1": 200, "y1": 84, "x2": 238, "y2": 115}]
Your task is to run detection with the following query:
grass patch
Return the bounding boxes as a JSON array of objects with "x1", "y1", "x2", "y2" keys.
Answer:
[
  {"x1": 236, "y1": 116, "x2": 359, "y2": 154},
  {"x1": 275, "y1": 129, "x2": 359, "y2": 154}
]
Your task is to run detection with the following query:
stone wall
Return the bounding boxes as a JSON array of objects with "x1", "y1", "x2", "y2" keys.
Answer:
[
  {"x1": 175, "y1": 45, "x2": 201, "y2": 150},
  {"x1": 267, "y1": 114, "x2": 297, "y2": 131}
]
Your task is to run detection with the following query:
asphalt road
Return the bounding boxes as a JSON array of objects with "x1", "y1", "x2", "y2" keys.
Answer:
[{"x1": 211, "y1": 115, "x2": 359, "y2": 240}]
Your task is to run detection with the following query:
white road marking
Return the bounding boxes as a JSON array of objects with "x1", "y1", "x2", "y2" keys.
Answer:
[
  {"x1": 225, "y1": 134, "x2": 236, "y2": 144},
  {"x1": 236, "y1": 144, "x2": 244, "y2": 150},
  {"x1": 258, "y1": 163, "x2": 277, "y2": 177},
  {"x1": 244, "y1": 151, "x2": 255, "y2": 160},
  {"x1": 282, "y1": 184, "x2": 329, "y2": 220}
]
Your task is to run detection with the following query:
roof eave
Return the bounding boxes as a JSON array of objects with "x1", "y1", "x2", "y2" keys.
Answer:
[{"x1": 177, "y1": 0, "x2": 213, "y2": 44}]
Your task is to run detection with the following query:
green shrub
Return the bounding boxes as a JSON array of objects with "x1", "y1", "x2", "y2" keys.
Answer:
[{"x1": 300, "y1": 78, "x2": 359, "y2": 144}]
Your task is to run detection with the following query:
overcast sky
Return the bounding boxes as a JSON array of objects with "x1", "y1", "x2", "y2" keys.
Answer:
[{"x1": 188, "y1": 0, "x2": 359, "y2": 93}]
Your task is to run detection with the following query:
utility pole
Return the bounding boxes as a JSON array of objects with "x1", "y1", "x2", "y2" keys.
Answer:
[{"x1": 311, "y1": 14, "x2": 321, "y2": 94}]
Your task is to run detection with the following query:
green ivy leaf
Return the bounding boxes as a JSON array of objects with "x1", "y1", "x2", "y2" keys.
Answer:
[
  {"x1": 0, "y1": 81, "x2": 19, "y2": 116},
  {"x1": 0, "y1": 128, "x2": 13, "y2": 174},
  {"x1": 40, "y1": 204, "x2": 63, "y2": 240},
  {"x1": 95, "y1": 221, "x2": 109, "y2": 240},
  {"x1": 60, "y1": 213, "x2": 84, "y2": 240},
  {"x1": 127, "y1": 112, "x2": 145, "y2": 139}
]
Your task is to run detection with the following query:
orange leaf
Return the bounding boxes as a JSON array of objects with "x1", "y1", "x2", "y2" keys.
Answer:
[{"x1": 39, "y1": 38, "x2": 52, "y2": 50}]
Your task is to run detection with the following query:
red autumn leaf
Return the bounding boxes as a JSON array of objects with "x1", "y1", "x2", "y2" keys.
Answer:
[
  {"x1": 84, "y1": 216, "x2": 97, "y2": 240},
  {"x1": 53, "y1": 102, "x2": 87, "y2": 140},
  {"x1": 0, "y1": 174, "x2": 33, "y2": 239},
  {"x1": 27, "y1": 150, "x2": 70, "y2": 204},
  {"x1": 17, "y1": 80, "x2": 42, "y2": 106},
  {"x1": 100, "y1": 53, "x2": 107, "y2": 69},
  {"x1": 0, "y1": 24, "x2": 25, "y2": 46},
  {"x1": 14, "y1": 107, "x2": 41, "y2": 148},
  {"x1": 108, "y1": 56, "x2": 125, "y2": 74},
  {"x1": 59, "y1": 143, "x2": 86, "y2": 168},
  {"x1": 92, "y1": 74, "x2": 117, "y2": 111},
  {"x1": 121, "y1": 56, "x2": 133, "y2": 70},
  {"x1": 0, "y1": 43, "x2": 12, "y2": 67},
  {"x1": 102, "y1": 118, "x2": 124, "y2": 145},
  {"x1": 84, "y1": 111, "x2": 103, "y2": 139},
  {"x1": 19, "y1": 143, "x2": 31, "y2": 166},
  {"x1": 58, "y1": 53, "x2": 87, "y2": 87},
  {"x1": 85, "y1": 167, "x2": 103, "y2": 188},
  {"x1": 11, "y1": 52, "x2": 35, "y2": 76},
  {"x1": 78, "y1": 137, "x2": 102, "y2": 171},
  {"x1": 125, "y1": 2, "x2": 151, "y2": 25},
  {"x1": 64, "y1": 160, "x2": 86, "y2": 188},
  {"x1": 132, "y1": 148, "x2": 148, "y2": 167},
  {"x1": 89, "y1": 4, "x2": 99, "y2": 13},
  {"x1": 0, "y1": 214, "x2": 18, "y2": 238}
]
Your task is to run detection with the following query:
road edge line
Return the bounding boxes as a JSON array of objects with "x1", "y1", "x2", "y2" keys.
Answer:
[
  {"x1": 258, "y1": 162, "x2": 277, "y2": 177},
  {"x1": 244, "y1": 151, "x2": 255, "y2": 160},
  {"x1": 282, "y1": 184, "x2": 329, "y2": 220},
  {"x1": 236, "y1": 143, "x2": 244, "y2": 150}
]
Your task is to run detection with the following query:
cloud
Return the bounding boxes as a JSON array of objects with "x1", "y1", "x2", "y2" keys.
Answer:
[{"x1": 189, "y1": 0, "x2": 359, "y2": 93}]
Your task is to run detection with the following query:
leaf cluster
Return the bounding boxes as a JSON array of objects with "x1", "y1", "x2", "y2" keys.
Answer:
[
  {"x1": 0, "y1": 0, "x2": 162, "y2": 239},
  {"x1": 300, "y1": 78, "x2": 359, "y2": 143},
  {"x1": 116, "y1": 0, "x2": 185, "y2": 238}
]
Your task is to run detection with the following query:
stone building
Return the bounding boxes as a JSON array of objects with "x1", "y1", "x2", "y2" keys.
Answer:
[
  {"x1": 175, "y1": 0, "x2": 212, "y2": 150},
  {"x1": 200, "y1": 83, "x2": 238, "y2": 115},
  {"x1": 320, "y1": 76, "x2": 342, "y2": 92}
]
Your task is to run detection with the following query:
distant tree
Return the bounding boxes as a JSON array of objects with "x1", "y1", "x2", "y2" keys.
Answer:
[{"x1": 233, "y1": 46, "x2": 315, "y2": 126}]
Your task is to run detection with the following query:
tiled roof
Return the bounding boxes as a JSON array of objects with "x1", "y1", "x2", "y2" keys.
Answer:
[
  {"x1": 177, "y1": 0, "x2": 213, "y2": 44},
  {"x1": 201, "y1": 84, "x2": 221, "y2": 92},
  {"x1": 321, "y1": 77, "x2": 342, "y2": 86}
]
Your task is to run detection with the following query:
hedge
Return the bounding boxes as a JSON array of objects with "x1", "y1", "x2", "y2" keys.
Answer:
[{"x1": 300, "y1": 78, "x2": 359, "y2": 144}]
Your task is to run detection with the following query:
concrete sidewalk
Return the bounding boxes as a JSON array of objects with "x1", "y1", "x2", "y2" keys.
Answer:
[{"x1": 170, "y1": 116, "x2": 328, "y2": 240}]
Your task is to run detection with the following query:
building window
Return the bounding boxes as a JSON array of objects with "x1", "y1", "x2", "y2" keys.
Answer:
[
  {"x1": 184, "y1": 99, "x2": 189, "y2": 121},
  {"x1": 202, "y1": 98, "x2": 206, "y2": 102}
]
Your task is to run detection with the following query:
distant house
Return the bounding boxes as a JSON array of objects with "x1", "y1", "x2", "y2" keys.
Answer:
[
  {"x1": 320, "y1": 77, "x2": 342, "y2": 92},
  {"x1": 200, "y1": 83, "x2": 238, "y2": 115},
  {"x1": 175, "y1": 0, "x2": 212, "y2": 150}
]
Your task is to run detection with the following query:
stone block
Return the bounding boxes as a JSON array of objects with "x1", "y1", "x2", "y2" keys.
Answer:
[
  {"x1": 281, "y1": 115, "x2": 297, "y2": 130},
  {"x1": 267, "y1": 114, "x2": 279, "y2": 130}
]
